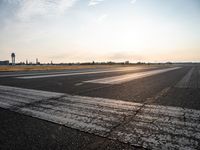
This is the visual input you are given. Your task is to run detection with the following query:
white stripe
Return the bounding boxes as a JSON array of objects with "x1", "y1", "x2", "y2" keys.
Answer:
[
  {"x1": 0, "y1": 69, "x2": 117, "y2": 78},
  {"x1": 0, "y1": 70, "x2": 104, "y2": 77},
  {"x1": 0, "y1": 101, "x2": 12, "y2": 108},
  {"x1": 44, "y1": 98, "x2": 138, "y2": 116},
  {"x1": 175, "y1": 68, "x2": 194, "y2": 88},
  {"x1": 16, "y1": 67, "x2": 145, "y2": 79},
  {"x1": 0, "y1": 71, "x2": 72, "y2": 78},
  {"x1": 0, "y1": 85, "x2": 199, "y2": 149},
  {"x1": 84, "y1": 67, "x2": 181, "y2": 84},
  {"x1": 0, "y1": 85, "x2": 64, "y2": 102},
  {"x1": 20, "y1": 108, "x2": 110, "y2": 134}
]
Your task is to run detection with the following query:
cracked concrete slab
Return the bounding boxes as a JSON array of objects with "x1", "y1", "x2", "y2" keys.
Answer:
[
  {"x1": 111, "y1": 104, "x2": 200, "y2": 149},
  {"x1": 0, "y1": 85, "x2": 200, "y2": 149}
]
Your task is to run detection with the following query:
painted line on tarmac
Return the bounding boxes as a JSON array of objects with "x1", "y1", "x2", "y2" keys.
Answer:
[
  {"x1": 175, "y1": 67, "x2": 194, "y2": 88},
  {"x1": 83, "y1": 67, "x2": 181, "y2": 85},
  {"x1": 0, "y1": 85, "x2": 199, "y2": 149},
  {"x1": 0, "y1": 70, "x2": 85, "y2": 78},
  {"x1": 0, "y1": 72, "x2": 63, "y2": 78},
  {"x1": 16, "y1": 67, "x2": 146, "y2": 79}
]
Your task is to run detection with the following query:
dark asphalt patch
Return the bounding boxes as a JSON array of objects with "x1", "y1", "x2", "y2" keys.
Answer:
[{"x1": 0, "y1": 108, "x2": 139, "y2": 150}]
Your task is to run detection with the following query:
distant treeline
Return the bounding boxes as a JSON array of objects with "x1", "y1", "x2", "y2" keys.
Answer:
[{"x1": 14, "y1": 61, "x2": 175, "y2": 66}]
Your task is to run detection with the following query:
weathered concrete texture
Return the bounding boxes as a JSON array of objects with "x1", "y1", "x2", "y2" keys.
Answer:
[
  {"x1": 176, "y1": 66, "x2": 200, "y2": 89},
  {"x1": 0, "y1": 85, "x2": 200, "y2": 149}
]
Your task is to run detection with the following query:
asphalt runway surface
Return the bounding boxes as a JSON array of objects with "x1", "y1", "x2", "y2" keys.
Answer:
[{"x1": 0, "y1": 64, "x2": 200, "y2": 150}]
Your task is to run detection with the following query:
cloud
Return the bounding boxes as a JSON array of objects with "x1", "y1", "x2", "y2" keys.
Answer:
[
  {"x1": 130, "y1": 0, "x2": 137, "y2": 4},
  {"x1": 107, "y1": 51, "x2": 143, "y2": 62},
  {"x1": 5, "y1": 0, "x2": 78, "y2": 21},
  {"x1": 96, "y1": 14, "x2": 108, "y2": 23},
  {"x1": 88, "y1": 0, "x2": 104, "y2": 6}
]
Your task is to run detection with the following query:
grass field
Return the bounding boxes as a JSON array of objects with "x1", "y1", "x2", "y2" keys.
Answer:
[{"x1": 0, "y1": 63, "x2": 175, "y2": 72}]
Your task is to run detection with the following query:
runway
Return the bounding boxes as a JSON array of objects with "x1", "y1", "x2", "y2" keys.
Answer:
[{"x1": 0, "y1": 64, "x2": 200, "y2": 149}]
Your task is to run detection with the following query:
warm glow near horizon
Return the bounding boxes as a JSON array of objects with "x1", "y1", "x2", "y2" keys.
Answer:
[{"x1": 0, "y1": 0, "x2": 200, "y2": 63}]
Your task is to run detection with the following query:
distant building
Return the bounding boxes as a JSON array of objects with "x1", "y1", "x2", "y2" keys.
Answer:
[
  {"x1": 0, "y1": 60, "x2": 9, "y2": 65},
  {"x1": 125, "y1": 61, "x2": 129, "y2": 64},
  {"x1": 36, "y1": 58, "x2": 40, "y2": 65}
]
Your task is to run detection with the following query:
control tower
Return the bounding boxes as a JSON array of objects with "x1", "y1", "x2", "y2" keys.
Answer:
[{"x1": 11, "y1": 53, "x2": 15, "y2": 65}]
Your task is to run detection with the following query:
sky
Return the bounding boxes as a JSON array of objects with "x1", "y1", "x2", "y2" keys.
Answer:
[{"x1": 0, "y1": 0, "x2": 200, "y2": 63}]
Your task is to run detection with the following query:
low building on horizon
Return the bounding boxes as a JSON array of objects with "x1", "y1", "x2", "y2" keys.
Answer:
[{"x1": 0, "y1": 60, "x2": 9, "y2": 65}]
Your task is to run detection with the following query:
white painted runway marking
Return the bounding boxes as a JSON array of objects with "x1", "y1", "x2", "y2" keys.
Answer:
[
  {"x1": 83, "y1": 67, "x2": 181, "y2": 85},
  {"x1": 16, "y1": 67, "x2": 147, "y2": 79},
  {"x1": 175, "y1": 67, "x2": 194, "y2": 88},
  {"x1": 75, "y1": 83, "x2": 84, "y2": 86},
  {"x1": 0, "y1": 71, "x2": 72, "y2": 78},
  {"x1": 0, "y1": 85, "x2": 199, "y2": 149}
]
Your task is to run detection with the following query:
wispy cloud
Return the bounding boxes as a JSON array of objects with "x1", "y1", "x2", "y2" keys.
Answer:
[
  {"x1": 130, "y1": 0, "x2": 137, "y2": 4},
  {"x1": 5, "y1": 0, "x2": 78, "y2": 21},
  {"x1": 88, "y1": 0, "x2": 104, "y2": 6},
  {"x1": 107, "y1": 51, "x2": 143, "y2": 62},
  {"x1": 96, "y1": 14, "x2": 108, "y2": 23}
]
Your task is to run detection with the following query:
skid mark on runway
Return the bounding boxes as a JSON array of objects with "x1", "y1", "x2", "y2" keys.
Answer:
[
  {"x1": 83, "y1": 67, "x2": 181, "y2": 85},
  {"x1": 0, "y1": 85, "x2": 200, "y2": 149},
  {"x1": 146, "y1": 87, "x2": 171, "y2": 103},
  {"x1": 198, "y1": 69, "x2": 200, "y2": 89},
  {"x1": 175, "y1": 67, "x2": 194, "y2": 88}
]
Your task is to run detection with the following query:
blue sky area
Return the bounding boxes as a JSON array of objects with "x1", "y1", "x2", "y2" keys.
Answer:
[{"x1": 0, "y1": 0, "x2": 200, "y2": 63}]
